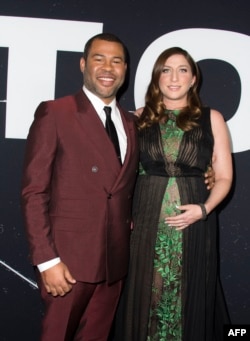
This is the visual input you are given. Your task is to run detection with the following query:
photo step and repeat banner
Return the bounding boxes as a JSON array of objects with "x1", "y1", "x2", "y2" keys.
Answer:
[{"x1": 0, "y1": 1, "x2": 249, "y2": 339}]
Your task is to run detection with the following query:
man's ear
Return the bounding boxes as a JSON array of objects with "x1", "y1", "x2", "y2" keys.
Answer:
[{"x1": 80, "y1": 57, "x2": 85, "y2": 73}]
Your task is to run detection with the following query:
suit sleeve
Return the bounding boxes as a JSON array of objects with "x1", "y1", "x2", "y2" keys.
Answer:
[{"x1": 21, "y1": 102, "x2": 59, "y2": 265}]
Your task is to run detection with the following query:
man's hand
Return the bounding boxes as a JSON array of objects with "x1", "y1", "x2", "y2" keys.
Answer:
[
  {"x1": 41, "y1": 262, "x2": 76, "y2": 297},
  {"x1": 204, "y1": 166, "x2": 215, "y2": 190}
]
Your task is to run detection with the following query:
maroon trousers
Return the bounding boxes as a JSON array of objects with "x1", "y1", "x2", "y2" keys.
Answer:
[{"x1": 39, "y1": 279, "x2": 123, "y2": 341}]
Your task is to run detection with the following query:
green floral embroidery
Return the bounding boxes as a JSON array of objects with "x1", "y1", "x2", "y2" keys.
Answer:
[{"x1": 147, "y1": 112, "x2": 184, "y2": 340}]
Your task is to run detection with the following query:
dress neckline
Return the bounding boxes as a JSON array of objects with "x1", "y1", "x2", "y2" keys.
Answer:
[{"x1": 164, "y1": 109, "x2": 181, "y2": 121}]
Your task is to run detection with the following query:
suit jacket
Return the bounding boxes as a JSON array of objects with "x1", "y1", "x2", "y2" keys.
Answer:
[{"x1": 21, "y1": 90, "x2": 139, "y2": 284}]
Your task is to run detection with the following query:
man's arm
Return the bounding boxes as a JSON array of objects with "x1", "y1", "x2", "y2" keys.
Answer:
[{"x1": 21, "y1": 102, "x2": 76, "y2": 296}]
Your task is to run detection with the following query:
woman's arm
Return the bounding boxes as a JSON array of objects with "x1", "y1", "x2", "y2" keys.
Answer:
[
  {"x1": 165, "y1": 109, "x2": 233, "y2": 229},
  {"x1": 203, "y1": 109, "x2": 233, "y2": 214}
]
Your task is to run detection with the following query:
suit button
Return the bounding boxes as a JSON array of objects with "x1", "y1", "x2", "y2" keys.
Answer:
[
  {"x1": 91, "y1": 166, "x2": 98, "y2": 173},
  {"x1": 107, "y1": 193, "x2": 112, "y2": 199}
]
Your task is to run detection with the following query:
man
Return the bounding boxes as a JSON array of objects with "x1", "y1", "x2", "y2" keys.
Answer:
[{"x1": 21, "y1": 33, "x2": 139, "y2": 340}]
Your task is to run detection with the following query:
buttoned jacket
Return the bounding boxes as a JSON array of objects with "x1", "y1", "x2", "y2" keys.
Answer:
[{"x1": 21, "y1": 90, "x2": 139, "y2": 283}]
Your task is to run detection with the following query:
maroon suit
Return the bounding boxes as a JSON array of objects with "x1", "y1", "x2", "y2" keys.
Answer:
[{"x1": 21, "y1": 90, "x2": 139, "y2": 340}]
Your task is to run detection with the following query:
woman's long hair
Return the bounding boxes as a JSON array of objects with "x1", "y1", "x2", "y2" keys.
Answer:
[{"x1": 137, "y1": 47, "x2": 202, "y2": 130}]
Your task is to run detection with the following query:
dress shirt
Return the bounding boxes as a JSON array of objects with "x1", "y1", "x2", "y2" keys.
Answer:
[
  {"x1": 37, "y1": 87, "x2": 127, "y2": 272},
  {"x1": 83, "y1": 86, "x2": 127, "y2": 163}
]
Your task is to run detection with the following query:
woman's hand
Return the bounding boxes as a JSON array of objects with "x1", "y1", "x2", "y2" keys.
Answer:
[{"x1": 165, "y1": 204, "x2": 205, "y2": 230}]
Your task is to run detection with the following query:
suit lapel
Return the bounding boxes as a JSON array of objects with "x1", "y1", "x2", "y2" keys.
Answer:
[
  {"x1": 118, "y1": 106, "x2": 134, "y2": 168},
  {"x1": 109, "y1": 105, "x2": 137, "y2": 190},
  {"x1": 74, "y1": 90, "x2": 123, "y2": 173}
]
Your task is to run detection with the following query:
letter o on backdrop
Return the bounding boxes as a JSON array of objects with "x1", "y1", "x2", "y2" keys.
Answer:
[{"x1": 134, "y1": 28, "x2": 250, "y2": 153}]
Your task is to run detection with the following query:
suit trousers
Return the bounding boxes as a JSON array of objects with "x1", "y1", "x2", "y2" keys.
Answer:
[{"x1": 38, "y1": 276, "x2": 123, "y2": 341}]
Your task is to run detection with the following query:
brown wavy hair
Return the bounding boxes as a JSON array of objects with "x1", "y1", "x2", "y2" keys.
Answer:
[{"x1": 137, "y1": 47, "x2": 202, "y2": 131}]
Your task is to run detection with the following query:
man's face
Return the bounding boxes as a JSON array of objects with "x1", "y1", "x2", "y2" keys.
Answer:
[{"x1": 80, "y1": 39, "x2": 127, "y2": 104}]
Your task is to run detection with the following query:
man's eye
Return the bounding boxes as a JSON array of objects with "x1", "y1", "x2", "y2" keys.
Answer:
[{"x1": 94, "y1": 57, "x2": 103, "y2": 62}]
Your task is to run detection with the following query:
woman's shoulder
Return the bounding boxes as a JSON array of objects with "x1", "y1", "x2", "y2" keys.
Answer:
[
  {"x1": 210, "y1": 108, "x2": 225, "y2": 123},
  {"x1": 209, "y1": 109, "x2": 229, "y2": 138},
  {"x1": 200, "y1": 107, "x2": 224, "y2": 123}
]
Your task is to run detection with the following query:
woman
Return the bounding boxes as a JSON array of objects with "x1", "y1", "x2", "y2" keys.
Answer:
[{"x1": 115, "y1": 47, "x2": 232, "y2": 340}]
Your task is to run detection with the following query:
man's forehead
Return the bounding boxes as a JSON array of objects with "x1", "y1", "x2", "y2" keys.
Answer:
[{"x1": 89, "y1": 39, "x2": 125, "y2": 56}]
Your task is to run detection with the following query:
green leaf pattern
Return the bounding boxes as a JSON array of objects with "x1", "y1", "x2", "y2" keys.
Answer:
[{"x1": 147, "y1": 112, "x2": 184, "y2": 340}]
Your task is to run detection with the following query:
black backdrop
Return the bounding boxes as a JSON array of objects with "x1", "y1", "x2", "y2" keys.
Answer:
[{"x1": 0, "y1": 1, "x2": 250, "y2": 340}]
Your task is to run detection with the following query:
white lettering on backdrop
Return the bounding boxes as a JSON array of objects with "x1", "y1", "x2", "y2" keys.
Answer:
[{"x1": 0, "y1": 16, "x2": 102, "y2": 139}]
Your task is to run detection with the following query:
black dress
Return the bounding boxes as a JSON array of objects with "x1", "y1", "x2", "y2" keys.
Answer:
[{"x1": 114, "y1": 108, "x2": 230, "y2": 341}]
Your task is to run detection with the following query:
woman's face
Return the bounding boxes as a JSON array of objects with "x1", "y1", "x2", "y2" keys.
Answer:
[{"x1": 158, "y1": 53, "x2": 196, "y2": 108}]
